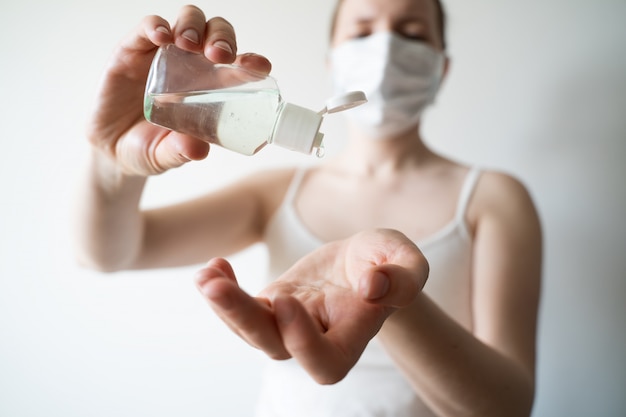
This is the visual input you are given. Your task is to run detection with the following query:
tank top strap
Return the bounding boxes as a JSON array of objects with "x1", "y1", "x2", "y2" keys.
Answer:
[{"x1": 454, "y1": 167, "x2": 482, "y2": 239}]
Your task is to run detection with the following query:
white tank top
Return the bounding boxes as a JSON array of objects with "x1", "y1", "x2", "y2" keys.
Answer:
[{"x1": 257, "y1": 167, "x2": 481, "y2": 417}]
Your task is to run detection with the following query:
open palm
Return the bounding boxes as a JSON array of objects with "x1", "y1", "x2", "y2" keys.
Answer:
[{"x1": 196, "y1": 229, "x2": 429, "y2": 384}]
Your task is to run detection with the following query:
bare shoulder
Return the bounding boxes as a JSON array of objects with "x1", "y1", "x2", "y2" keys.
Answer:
[
  {"x1": 471, "y1": 170, "x2": 539, "y2": 222},
  {"x1": 464, "y1": 169, "x2": 542, "y2": 248},
  {"x1": 479, "y1": 170, "x2": 533, "y2": 202},
  {"x1": 467, "y1": 169, "x2": 542, "y2": 267},
  {"x1": 182, "y1": 166, "x2": 298, "y2": 225},
  {"x1": 236, "y1": 166, "x2": 300, "y2": 221}
]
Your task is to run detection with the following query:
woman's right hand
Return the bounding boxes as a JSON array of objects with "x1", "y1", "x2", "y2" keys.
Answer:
[{"x1": 87, "y1": 5, "x2": 272, "y2": 176}]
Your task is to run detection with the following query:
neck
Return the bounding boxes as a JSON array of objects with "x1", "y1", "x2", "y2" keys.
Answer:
[{"x1": 329, "y1": 125, "x2": 440, "y2": 178}]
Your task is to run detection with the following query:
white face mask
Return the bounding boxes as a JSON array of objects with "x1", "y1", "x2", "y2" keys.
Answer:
[{"x1": 330, "y1": 31, "x2": 446, "y2": 139}]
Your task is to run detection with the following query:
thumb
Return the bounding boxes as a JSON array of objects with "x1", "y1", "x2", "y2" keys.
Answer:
[
  {"x1": 359, "y1": 263, "x2": 429, "y2": 308},
  {"x1": 152, "y1": 132, "x2": 211, "y2": 169},
  {"x1": 117, "y1": 126, "x2": 210, "y2": 175}
]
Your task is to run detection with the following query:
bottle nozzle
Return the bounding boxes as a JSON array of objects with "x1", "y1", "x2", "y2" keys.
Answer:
[
  {"x1": 272, "y1": 103, "x2": 324, "y2": 154},
  {"x1": 312, "y1": 132, "x2": 325, "y2": 158}
]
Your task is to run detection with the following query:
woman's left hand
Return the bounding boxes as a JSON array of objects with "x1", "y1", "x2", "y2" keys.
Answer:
[{"x1": 195, "y1": 229, "x2": 429, "y2": 384}]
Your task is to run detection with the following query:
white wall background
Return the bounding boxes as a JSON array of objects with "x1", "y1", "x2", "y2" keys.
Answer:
[{"x1": 1, "y1": 0, "x2": 624, "y2": 416}]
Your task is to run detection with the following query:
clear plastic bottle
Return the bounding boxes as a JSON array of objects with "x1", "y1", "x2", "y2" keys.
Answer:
[{"x1": 144, "y1": 44, "x2": 365, "y2": 156}]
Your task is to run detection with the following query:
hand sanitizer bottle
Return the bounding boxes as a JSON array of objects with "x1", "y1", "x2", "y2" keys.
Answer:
[{"x1": 144, "y1": 44, "x2": 366, "y2": 156}]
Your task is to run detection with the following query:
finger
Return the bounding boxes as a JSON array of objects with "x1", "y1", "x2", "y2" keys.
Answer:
[
  {"x1": 196, "y1": 266, "x2": 290, "y2": 360},
  {"x1": 359, "y1": 263, "x2": 428, "y2": 307},
  {"x1": 172, "y1": 5, "x2": 207, "y2": 52},
  {"x1": 204, "y1": 17, "x2": 237, "y2": 63},
  {"x1": 110, "y1": 15, "x2": 173, "y2": 80},
  {"x1": 273, "y1": 296, "x2": 355, "y2": 384},
  {"x1": 204, "y1": 258, "x2": 237, "y2": 281},
  {"x1": 235, "y1": 53, "x2": 273, "y2": 76},
  {"x1": 195, "y1": 258, "x2": 238, "y2": 286},
  {"x1": 345, "y1": 229, "x2": 429, "y2": 306},
  {"x1": 195, "y1": 259, "x2": 236, "y2": 296},
  {"x1": 121, "y1": 15, "x2": 173, "y2": 52}
]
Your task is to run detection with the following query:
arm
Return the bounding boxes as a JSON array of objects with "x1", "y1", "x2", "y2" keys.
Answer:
[
  {"x1": 377, "y1": 172, "x2": 542, "y2": 417},
  {"x1": 75, "y1": 153, "x2": 292, "y2": 271},
  {"x1": 74, "y1": 6, "x2": 274, "y2": 271}
]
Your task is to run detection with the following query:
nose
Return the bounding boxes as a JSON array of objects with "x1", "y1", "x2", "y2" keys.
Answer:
[{"x1": 373, "y1": 19, "x2": 394, "y2": 34}]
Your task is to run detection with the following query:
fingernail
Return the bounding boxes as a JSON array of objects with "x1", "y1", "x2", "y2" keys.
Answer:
[
  {"x1": 275, "y1": 297, "x2": 295, "y2": 325},
  {"x1": 195, "y1": 272, "x2": 235, "y2": 310},
  {"x1": 182, "y1": 28, "x2": 200, "y2": 44},
  {"x1": 363, "y1": 271, "x2": 390, "y2": 300},
  {"x1": 195, "y1": 273, "x2": 212, "y2": 295},
  {"x1": 213, "y1": 40, "x2": 233, "y2": 54},
  {"x1": 155, "y1": 25, "x2": 170, "y2": 35}
]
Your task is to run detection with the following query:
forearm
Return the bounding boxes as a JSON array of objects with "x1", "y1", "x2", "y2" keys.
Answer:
[
  {"x1": 74, "y1": 147, "x2": 147, "y2": 272},
  {"x1": 378, "y1": 293, "x2": 535, "y2": 417}
]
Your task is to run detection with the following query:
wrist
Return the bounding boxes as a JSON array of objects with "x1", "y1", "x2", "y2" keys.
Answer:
[
  {"x1": 380, "y1": 291, "x2": 430, "y2": 334},
  {"x1": 89, "y1": 146, "x2": 147, "y2": 196}
]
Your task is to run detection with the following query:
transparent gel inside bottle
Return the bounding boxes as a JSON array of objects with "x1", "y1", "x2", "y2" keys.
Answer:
[{"x1": 144, "y1": 44, "x2": 365, "y2": 156}]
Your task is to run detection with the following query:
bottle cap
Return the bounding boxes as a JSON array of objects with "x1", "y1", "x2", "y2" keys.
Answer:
[{"x1": 272, "y1": 103, "x2": 324, "y2": 154}]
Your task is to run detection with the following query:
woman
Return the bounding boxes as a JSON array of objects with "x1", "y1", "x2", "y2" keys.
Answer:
[{"x1": 76, "y1": 0, "x2": 542, "y2": 415}]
